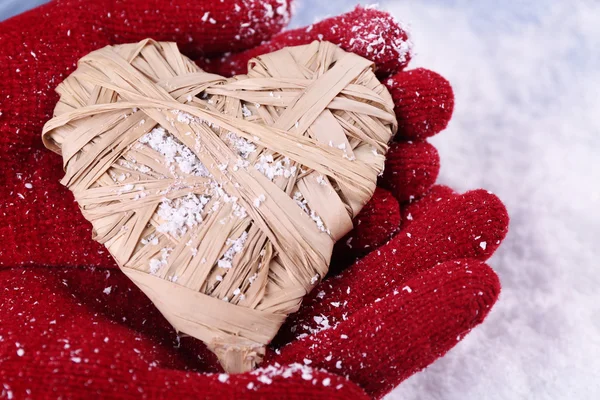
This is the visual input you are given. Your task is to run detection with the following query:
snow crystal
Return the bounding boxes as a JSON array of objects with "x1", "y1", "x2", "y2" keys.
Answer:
[
  {"x1": 248, "y1": 273, "x2": 258, "y2": 285},
  {"x1": 361, "y1": 1, "x2": 600, "y2": 399},
  {"x1": 139, "y1": 127, "x2": 210, "y2": 177},
  {"x1": 217, "y1": 231, "x2": 248, "y2": 269},
  {"x1": 309, "y1": 314, "x2": 332, "y2": 334},
  {"x1": 141, "y1": 234, "x2": 159, "y2": 246},
  {"x1": 293, "y1": 191, "x2": 330, "y2": 234},
  {"x1": 149, "y1": 248, "x2": 171, "y2": 275},
  {"x1": 264, "y1": 3, "x2": 274, "y2": 19},
  {"x1": 156, "y1": 194, "x2": 210, "y2": 237},
  {"x1": 226, "y1": 132, "x2": 256, "y2": 158},
  {"x1": 250, "y1": 363, "x2": 314, "y2": 385},
  {"x1": 212, "y1": 184, "x2": 248, "y2": 219},
  {"x1": 253, "y1": 194, "x2": 266, "y2": 208},
  {"x1": 241, "y1": 104, "x2": 252, "y2": 117}
]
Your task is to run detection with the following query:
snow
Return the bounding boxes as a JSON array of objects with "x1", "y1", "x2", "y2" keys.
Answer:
[
  {"x1": 155, "y1": 193, "x2": 210, "y2": 238},
  {"x1": 226, "y1": 131, "x2": 256, "y2": 159},
  {"x1": 217, "y1": 231, "x2": 249, "y2": 270},
  {"x1": 251, "y1": 363, "x2": 318, "y2": 385},
  {"x1": 254, "y1": 154, "x2": 297, "y2": 180},
  {"x1": 296, "y1": 0, "x2": 600, "y2": 398},
  {"x1": 139, "y1": 127, "x2": 210, "y2": 177},
  {"x1": 148, "y1": 248, "x2": 171, "y2": 276},
  {"x1": 254, "y1": 193, "x2": 266, "y2": 208},
  {"x1": 361, "y1": 1, "x2": 599, "y2": 399},
  {"x1": 293, "y1": 191, "x2": 330, "y2": 234}
]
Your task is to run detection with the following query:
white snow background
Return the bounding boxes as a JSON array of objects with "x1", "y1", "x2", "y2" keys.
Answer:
[
  {"x1": 343, "y1": 1, "x2": 600, "y2": 399},
  {"x1": 3, "y1": 0, "x2": 600, "y2": 399}
]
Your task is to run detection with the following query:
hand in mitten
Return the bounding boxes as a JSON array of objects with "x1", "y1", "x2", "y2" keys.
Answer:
[{"x1": 0, "y1": 1, "x2": 508, "y2": 399}]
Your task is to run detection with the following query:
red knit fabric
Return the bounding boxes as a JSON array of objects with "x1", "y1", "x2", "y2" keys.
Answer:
[
  {"x1": 331, "y1": 187, "x2": 401, "y2": 273},
  {"x1": 0, "y1": 267, "x2": 368, "y2": 399},
  {"x1": 401, "y1": 184, "x2": 457, "y2": 230},
  {"x1": 379, "y1": 140, "x2": 440, "y2": 203},
  {"x1": 203, "y1": 7, "x2": 412, "y2": 77},
  {"x1": 274, "y1": 189, "x2": 508, "y2": 346},
  {"x1": 269, "y1": 259, "x2": 501, "y2": 399},
  {"x1": 385, "y1": 68, "x2": 455, "y2": 139},
  {"x1": 0, "y1": 2, "x2": 508, "y2": 399}
]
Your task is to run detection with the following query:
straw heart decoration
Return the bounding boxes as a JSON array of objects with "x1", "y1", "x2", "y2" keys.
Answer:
[{"x1": 42, "y1": 39, "x2": 397, "y2": 373}]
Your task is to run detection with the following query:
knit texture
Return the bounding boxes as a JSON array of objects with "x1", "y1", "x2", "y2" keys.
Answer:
[
  {"x1": 379, "y1": 140, "x2": 440, "y2": 202},
  {"x1": 0, "y1": 1, "x2": 507, "y2": 399},
  {"x1": 204, "y1": 7, "x2": 412, "y2": 77},
  {"x1": 331, "y1": 187, "x2": 401, "y2": 273},
  {"x1": 386, "y1": 68, "x2": 455, "y2": 139}
]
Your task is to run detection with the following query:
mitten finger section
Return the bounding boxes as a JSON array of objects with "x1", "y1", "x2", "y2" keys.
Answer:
[
  {"x1": 385, "y1": 68, "x2": 454, "y2": 140},
  {"x1": 203, "y1": 6, "x2": 412, "y2": 76},
  {"x1": 273, "y1": 190, "x2": 507, "y2": 345},
  {"x1": 268, "y1": 260, "x2": 500, "y2": 399},
  {"x1": 1, "y1": 267, "x2": 368, "y2": 399},
  {"x1": 105, "y1": 0, "x2": 293, "y2": 56},
  {"x1": 400, "y1": 184, "x2": 457, "y2": 230},
  {"x1": 330, "y1": 187, "x2": 401, "y2": 274},
  {"x1": 379, "y1": 140, "x2": 440, "y2": 203}
]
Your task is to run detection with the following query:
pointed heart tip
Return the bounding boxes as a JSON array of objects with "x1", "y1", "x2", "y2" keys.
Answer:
[{"x1": 209, "y1": 338, "x2": 266, "y2": 374}]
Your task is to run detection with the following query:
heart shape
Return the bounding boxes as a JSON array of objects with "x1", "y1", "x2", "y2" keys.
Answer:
[{"x1": 42, "y1": 39, "x2": 397, "y2": 373}]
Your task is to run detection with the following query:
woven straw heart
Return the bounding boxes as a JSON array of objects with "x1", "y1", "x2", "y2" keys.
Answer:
[{"x1": 42, "y1": 39, "x2": 397, "y2": 373}]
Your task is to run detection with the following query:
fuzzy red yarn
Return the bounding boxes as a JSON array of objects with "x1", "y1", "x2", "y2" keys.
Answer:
[
  {"x1": 379, "y1": 140, "x2": 441, "y2": 203},
  {"x1": 203, "y1": 6, "x2": 412, "y2": 77},
  {"x1": 386, "y1": 68, "x2": 455, "y2": 139},
  {"x1": 331, "y1": 187, "x2": 401, "y2": 273},
  {"x1": 0, "y1": 2, "x2": 507, "y2": 399}
]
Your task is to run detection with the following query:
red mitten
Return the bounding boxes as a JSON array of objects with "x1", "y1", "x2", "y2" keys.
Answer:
[
  {"x1": 268, "y1": 186, "x2": 508, "y2": 398},
  {"x1": 0, "y1": 2, "x2": 508, "y2": 399},
  {"x1": 0, "y1": 4, "x2": 449, "y2": 270}
]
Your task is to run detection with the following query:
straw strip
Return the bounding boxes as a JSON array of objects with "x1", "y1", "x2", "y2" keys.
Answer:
[{"x1": 42, "y1": 39, "x2": 397, "y2": 373}]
